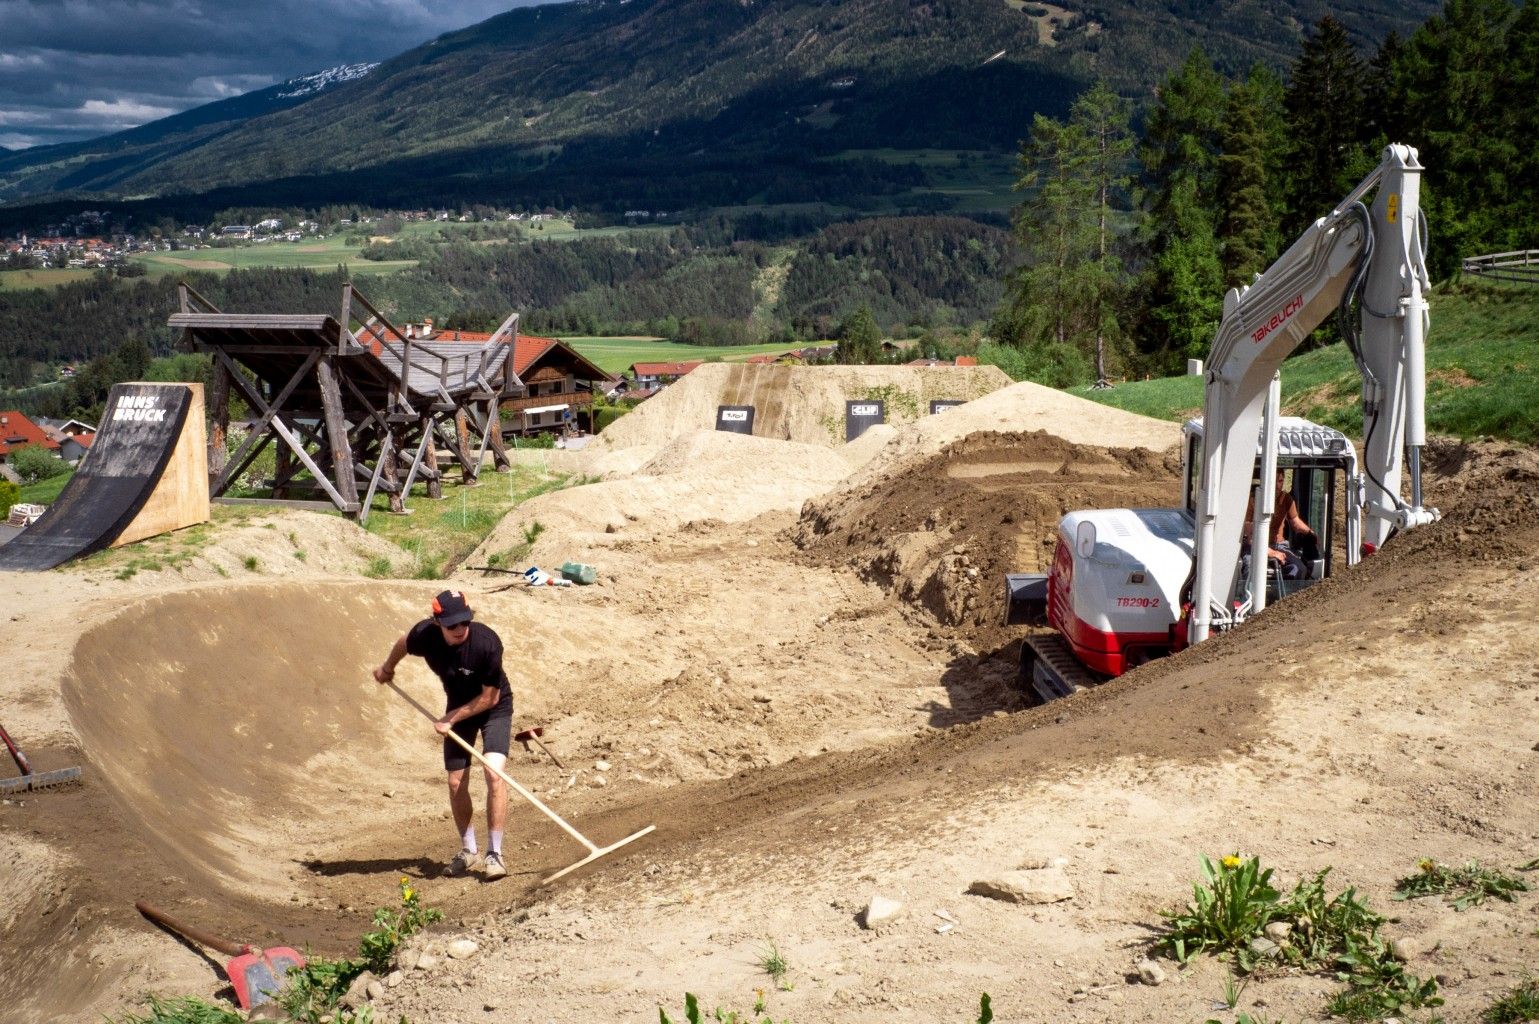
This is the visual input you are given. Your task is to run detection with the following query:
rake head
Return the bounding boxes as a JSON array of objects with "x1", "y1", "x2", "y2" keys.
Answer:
[{"x1": 0, "y1": 766, "x2": 82, "y2": 795}]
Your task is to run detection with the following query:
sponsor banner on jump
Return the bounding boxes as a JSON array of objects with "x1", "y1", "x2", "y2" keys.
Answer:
[
  {"x1": 929, "y1": 400, "x2": 965, "y2": 415},
  {"x1": 716, "y1": 405, "x2": 755, "y2": 435},
  {"x1": 845, "y1": 400, "x2": 885, "y2": 442},
  {"x1": 113, "y1": 394, "x2": 169, "y2": 423}
]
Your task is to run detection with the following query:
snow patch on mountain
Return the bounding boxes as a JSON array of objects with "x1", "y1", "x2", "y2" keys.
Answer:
[{"x1": 275, "y1": 63, "x2": 378, "y2": 99}]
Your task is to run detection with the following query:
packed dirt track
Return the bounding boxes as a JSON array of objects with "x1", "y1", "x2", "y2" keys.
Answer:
[{"x1": 1, "y1": 369, "x2": 1536, "y2": 1023}]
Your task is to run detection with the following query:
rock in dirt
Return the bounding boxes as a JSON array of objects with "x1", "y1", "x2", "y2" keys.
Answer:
[
  {"x1": 1388, "y1": 935, "x2": 1427, "y2": 961},
  {"x1": 1136, "y1": 960, "x2": 1167, "y2": 986},
  {"x1": 447, "y1": 938, "x2": 479, "y2": 960},
  {"x1": 415, "y1": 953, "x2": 440, "y2": 971},
  {"x1": 967, "y1": 868, "x2": 1074, "y2": 905},
  {"x1": 1263, "y1": 921, "x2": 1293, "y2": 943},
  {"x1": 386, "y1": 970, "x2": 404, "y2": 988},
  {"x1": 862, "y1": 895, "x2": 906, "y2": 931},
  {"x1": 339, "y1": 970, "x2": 378, "y2": 1009}
]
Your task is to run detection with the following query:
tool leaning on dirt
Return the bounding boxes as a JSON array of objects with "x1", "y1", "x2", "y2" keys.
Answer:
[
  {"x1": 134, "y1": 901, "x2": 305, "y2": 1009},
  {"x1": 382, "y1": 679, "x2": 655, "y2": 883},
  {"x1": 0, "y1": 721, "x2": 81, "y2": 794}
]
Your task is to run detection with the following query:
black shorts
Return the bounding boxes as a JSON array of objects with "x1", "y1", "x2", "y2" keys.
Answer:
[{"x1": 443, "y1": 708, "x2": 512, "y2": 772}]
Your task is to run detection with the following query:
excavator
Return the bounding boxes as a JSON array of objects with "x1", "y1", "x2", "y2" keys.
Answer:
[{"x1": 1004, "y1": 143, "x2": 1441, "y2": 702}]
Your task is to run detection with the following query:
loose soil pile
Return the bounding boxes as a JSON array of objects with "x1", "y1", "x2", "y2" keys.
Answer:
[
  {"x1": 794, "y1": 430, "x2": 1183, "y2": 633},
  {"x1": 1, "y1": 370, "x2": 1535, "y2": 1024}
]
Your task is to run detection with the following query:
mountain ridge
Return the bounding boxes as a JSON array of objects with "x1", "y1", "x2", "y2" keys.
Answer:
[{"x1": 0, "y1": 0, "x2": 1438, "y2": 214}]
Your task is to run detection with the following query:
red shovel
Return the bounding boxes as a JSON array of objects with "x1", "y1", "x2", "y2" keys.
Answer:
[{"x1": 136, "y1": 901, "x2": 306, "y2": 1009}]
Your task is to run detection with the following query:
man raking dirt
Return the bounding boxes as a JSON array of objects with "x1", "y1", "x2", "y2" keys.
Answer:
[
  {"x1": 375, "y1": 589, "x2": 515, "y2": 880},
  {"x1": 376, "y1": 589, "x2": 655, "y2": 884}
]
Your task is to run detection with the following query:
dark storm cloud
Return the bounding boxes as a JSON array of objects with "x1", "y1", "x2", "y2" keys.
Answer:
[{"x1": 0, "y1": 1, "x2": 525, "y2": 149}]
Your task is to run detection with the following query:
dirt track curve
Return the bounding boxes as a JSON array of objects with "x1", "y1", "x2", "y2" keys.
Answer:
[{"x1": 2, "y1": 373, "x2": 1537, "y2": 1023}]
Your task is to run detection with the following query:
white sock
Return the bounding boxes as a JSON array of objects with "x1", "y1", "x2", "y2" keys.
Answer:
[
  {"x1": 460, "y1": 826, "x2": 477, "y2": 854},
  {"x1": 489, "y1": 830, "x2": 503, "y2": 856}
]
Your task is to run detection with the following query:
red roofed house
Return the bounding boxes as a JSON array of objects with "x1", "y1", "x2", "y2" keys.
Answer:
[
  {"x1": 502, "y1": 334, "x2": 617, "y2": 435},
  {"x1": 629, "y1": 361, "x2": 703, "y2": 390},
  {"x1": 0, "y1": 411, "x2": 61, "y2": 464}
]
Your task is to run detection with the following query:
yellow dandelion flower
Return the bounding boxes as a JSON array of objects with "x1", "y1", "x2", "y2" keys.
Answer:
[
  {"x1": 1221, "y1": 855, "x2": 1243, "y2": 870},
  {"x1": 1419, "y1": 858, "x2": 1436, "y2": 874}
]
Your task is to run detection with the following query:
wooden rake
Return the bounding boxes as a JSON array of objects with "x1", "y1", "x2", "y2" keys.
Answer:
[{"x1": 383, "y1": 680, "x2": 655, "y2": 883}]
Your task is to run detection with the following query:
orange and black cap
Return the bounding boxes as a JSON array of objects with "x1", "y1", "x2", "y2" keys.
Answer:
[{"x1": 431, "y1": 589, "x2": 473, "y2": 627}]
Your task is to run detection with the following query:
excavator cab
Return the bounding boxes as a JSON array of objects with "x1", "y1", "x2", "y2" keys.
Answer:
[{"x1": 1184, "y1": 417, "x2": 1361, "y2": 611}]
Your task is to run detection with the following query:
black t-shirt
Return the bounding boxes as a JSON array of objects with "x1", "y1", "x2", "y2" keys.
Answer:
[{"x1": 406, "y1": 620, "x2": 513, "y2": 715}]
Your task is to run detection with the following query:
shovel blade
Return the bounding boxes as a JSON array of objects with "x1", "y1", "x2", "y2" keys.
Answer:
[{"x1": 226, "y1": 947, "x2": 306, "y2": 1009}]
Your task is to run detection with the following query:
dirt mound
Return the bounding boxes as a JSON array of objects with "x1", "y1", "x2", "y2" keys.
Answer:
[
  {"x1": 68, "y1": 507, "x2": 404, "y2": 584},
  {"x1": 597, "y1": 363, "x2": 1012, "y2": 449},
  {"x1": 832, "y1": 379, "x2": 1184, "y2": 495},
  {"x1": 794, "y1": 430, "x2": 1182, "y2": 630},
  {"x1": 634, "y1": 428, "x2": 849, "y2": 479},
  {"x1": 467, "y1": 431, "x2": 853, "y2": 567}
]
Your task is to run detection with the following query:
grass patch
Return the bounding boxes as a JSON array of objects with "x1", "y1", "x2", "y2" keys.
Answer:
[
  {"x1": 1079, "y1": 280, "x2": 1539, "y2": 444},
  {"x1": 1394, "y1": 858, "x2": 1530, "y2": 911},
  {"x1": 0, "y1": 268, "x2": 99, "y2": 292},
  {"x1": 757, "y1": 940, "x2": 790, "y2": 990},
  {"x1": 1484, "y1": 977, "x2": 1539, "y2": 1023},
  {"x1": 560, "y1": 336, "x2": 801, "y2": 375},
  {"x1": 361, "y1": 465, "x2": 571, "y2": 579}
]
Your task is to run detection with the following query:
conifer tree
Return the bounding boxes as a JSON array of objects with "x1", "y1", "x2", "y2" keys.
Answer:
[
  {"x1": 1218, "y1": 82, "x2": 1274, "y2": 290},
  {"x1": 1282, "y1": 16, "x2": 1370, "y2": 233},
  {"x1": 995, "y1": 81, "x2": 1135, "y2": 387},
  {"x1": 1138, "y1": 50, "x2": 1227, "y2": 366}
]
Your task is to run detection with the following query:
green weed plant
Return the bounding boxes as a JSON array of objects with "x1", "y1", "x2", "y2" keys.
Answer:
[
  {"x1": 282, "y1": 877, "x2": 442, "y2": 1023},
  {"x1": 1394, "y1": 859, "x2": 1530, "y2": 911},
  {"x1": 1483, "y1": 977, "x2": 1539, "y2": 1023},
  {"x1": 1161, "y1": 854, "x2": 1283, "y2": 966}
]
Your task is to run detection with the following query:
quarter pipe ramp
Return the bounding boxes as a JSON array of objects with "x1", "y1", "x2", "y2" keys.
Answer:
[{"x1": 0, "y1": 382, "x2": 209, "y2": 571}]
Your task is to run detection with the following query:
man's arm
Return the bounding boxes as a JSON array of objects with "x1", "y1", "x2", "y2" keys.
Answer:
[
  {"x1": 373, "y1": 634, "x2": 410, "y2": 683},
  {"x1": 433, "y1": 684, "x2": 501, "y2": 735},
  {"x1": 1283, "y1": 496, "x2": 1314, "y2": 536}
]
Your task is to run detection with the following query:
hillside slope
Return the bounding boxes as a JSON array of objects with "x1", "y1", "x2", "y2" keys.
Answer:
[{"x1": 0, "y1": 0, "x2": 1437, "y2": 210}]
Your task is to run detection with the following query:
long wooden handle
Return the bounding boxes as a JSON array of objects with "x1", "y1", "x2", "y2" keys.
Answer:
[{"x1": 136, "y1": 900, "x2": 245, "y2": 956}]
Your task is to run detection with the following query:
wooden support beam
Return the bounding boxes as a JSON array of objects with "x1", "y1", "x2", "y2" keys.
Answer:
[
  {"x1": 424, "y1": 422, "x2": 443, "y2": 499},
  {"x1": 207, "y1": 350, "x2": 231, "y2": 488},
  {"x1": 453, "y1": 408, "x2": 479, "y2": 485},
  {"x1": 315, "y1": 353, "x2": 361, "y2": 512}
]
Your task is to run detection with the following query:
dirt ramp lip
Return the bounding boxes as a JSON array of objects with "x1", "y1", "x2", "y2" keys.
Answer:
[{"x1": 61, "y1": 581, "x2": 430, "y2": 899}]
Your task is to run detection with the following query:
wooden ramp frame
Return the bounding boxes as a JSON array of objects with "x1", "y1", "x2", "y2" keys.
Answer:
[{"x1": 169, "y1": 284, "x2": 526, "y2": 522}]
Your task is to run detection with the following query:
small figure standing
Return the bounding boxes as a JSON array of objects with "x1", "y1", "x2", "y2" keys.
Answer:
[{"x1": 374, "y1": 590, "x2": 512, "y2": 880}]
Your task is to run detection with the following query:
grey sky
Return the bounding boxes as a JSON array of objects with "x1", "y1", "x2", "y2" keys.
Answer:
[{"x1": 0, "y1": 1, "x2": 526, "y2": 150}]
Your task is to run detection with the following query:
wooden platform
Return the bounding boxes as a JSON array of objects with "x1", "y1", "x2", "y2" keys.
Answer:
[{"x1": 169, "y1": 284, "x2": 524, "y2": 522}]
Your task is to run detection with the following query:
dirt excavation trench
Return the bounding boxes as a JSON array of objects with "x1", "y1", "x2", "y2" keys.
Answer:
[{"x1": 2, "y1": 374, "x2": 1538, "y2": 1023}]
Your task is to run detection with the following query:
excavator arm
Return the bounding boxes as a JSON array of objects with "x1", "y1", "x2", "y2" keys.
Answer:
[{"x1": 1189, "y1": 144, "x2": 1438, "y2": 643}]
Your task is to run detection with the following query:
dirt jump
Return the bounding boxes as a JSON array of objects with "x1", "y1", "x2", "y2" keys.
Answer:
[{"x1": 1, "y1": 367, "x2": 1535, "y2": 1024}]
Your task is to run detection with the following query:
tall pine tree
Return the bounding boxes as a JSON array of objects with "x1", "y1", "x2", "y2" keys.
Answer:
[
  {"x1": 1218, "y1": 82, "x2": 1275, "y2": 290},
  {"x1": 995, "y1": 81, "x2": 1135, "y2": 387},
  {"x1": 1282, "y1": 17, "x2": 1371, "y2": 233},
  {"x1": 1138, "y1": 50, "x2": 1227, "y2": 366}
]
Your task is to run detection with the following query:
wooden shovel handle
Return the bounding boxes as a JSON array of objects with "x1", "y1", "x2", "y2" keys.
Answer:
[{"x1": 136, "y1": 900, "x2": 245, "y2": 956}]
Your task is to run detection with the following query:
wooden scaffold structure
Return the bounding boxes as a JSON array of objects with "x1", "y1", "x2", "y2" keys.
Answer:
[{"x1": 169, "y1": 283, "x2": 525, "y2": 522}]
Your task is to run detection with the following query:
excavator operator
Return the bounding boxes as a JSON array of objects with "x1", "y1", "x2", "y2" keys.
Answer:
[{"x1": 1245, "y1": 469, "x2": 1317, "y2": 580}]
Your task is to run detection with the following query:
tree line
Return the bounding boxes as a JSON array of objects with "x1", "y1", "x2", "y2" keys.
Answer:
[{"x1": 994, "y1": 0, "x2": 1539, "y2": 386}]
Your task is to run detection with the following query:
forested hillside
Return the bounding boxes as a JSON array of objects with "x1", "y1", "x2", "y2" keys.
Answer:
[
  {"x1": 994, "y1": 0, "x2": 1539, "y2": 385},
  {"x1": 0, "y1": 0, "x2": 1436, "y2": 218}
]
